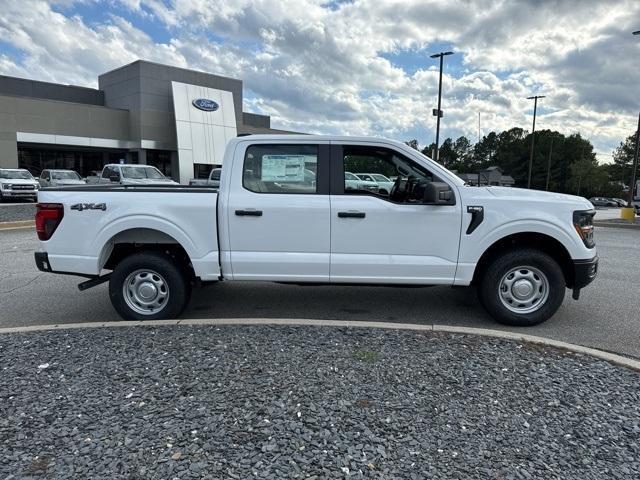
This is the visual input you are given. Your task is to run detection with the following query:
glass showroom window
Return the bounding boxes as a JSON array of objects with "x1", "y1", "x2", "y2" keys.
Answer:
[{"x1": 243, "y1": 145, "x2": 318, "y2": 194}]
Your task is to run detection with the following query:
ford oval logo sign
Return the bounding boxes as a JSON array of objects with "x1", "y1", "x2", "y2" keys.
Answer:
[{"x1": 192, "y1": 98, "x2": 219, "y2": 112}]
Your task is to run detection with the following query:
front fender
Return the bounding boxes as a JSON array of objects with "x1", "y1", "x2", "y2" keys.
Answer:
[{"x1": 454, "y1": 219, "x2": 591, "y2": 286}]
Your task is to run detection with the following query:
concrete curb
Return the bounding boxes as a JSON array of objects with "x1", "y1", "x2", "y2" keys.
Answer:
[
  {"x1": 594, "y1": 221, "x2": 640, "y2": 230},
  {"x1": 0, "y1": 220, "x2": 35, "y2": 231},
  {"x1": 1, "y1": 318, "x2": 639, "y2": 372}
]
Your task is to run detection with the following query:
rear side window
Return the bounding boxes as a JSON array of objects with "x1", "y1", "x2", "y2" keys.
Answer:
[{"x1": 243, "y1": 145, "x2": 318, "y2": 194}]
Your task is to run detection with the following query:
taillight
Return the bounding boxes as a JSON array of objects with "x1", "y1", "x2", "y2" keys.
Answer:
[
  {"x1": 573, "y1": 209, "x2": 595, "y2": 248},
  {"x1": 35, "y1": 203, "x2": 64, "y2": 241}
]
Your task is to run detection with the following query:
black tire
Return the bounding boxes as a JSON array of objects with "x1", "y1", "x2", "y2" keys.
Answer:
[
  {"x1": 477, "y1": 248, "x2": 565, "y2": 326},
  {"x1": 109, "y1": 251, "x2": 191, "y2": 320}
]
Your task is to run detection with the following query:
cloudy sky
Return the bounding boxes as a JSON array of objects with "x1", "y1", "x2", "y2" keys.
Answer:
[{"x1": 1, "y1": 0, "x2": 639, "y2": 162}]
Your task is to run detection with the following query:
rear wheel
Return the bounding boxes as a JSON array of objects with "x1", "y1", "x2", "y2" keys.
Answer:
[
  {"x1": 109, "y1": 251, "x2": 191, "y2": 320},
  {"x1": 478, "y1": 248, "x2": 565, "y2": 326}
]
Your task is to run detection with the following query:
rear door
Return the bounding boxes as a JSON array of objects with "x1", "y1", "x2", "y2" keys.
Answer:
[
  {"x1": 329, "y1": 142, "x2": 462, "y2": 284},
  {"x1": 224, "y1": 141, "x2": 331, "y2": 281}
]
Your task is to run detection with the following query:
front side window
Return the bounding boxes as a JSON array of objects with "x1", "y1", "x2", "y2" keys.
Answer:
[
  {"x1": 243, "y1": 145, "x2": 318, "y2": 194},
  {"x1": 342, "y1": 146, "x2": 445, "y2": 204}
]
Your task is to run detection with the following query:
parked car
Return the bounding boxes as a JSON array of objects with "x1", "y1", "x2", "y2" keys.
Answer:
[
  {"x1": 345, "y1": 172, "x2": 379, "y2": 193},
  {"x1": 588, "y1": 197, "x2": 617, "y2": 207},
  {"x1": 189, "y1": 168, "x2": 221, "y2": 187},
  {"x1": 35, "y1": 134, "x2": 598, "y2": 327},
  {"x1": 355, "y1": 173, "x2": 395, "y2": 195},
  {"x1": 98, "y1": 164, "x2": 178, "y2": 185},
  {"x1": 608, "y1": 197, "x2": 627, "y2": 207},
  {"x1": 39, "y1": 169, "x2": 87, "y2": 187},
  {"x1": 0, "y1": 168, "x2": 39, "y2": 202},
  {"x1": 610, "y1": 197, "x2": 639, "y2": 214}
]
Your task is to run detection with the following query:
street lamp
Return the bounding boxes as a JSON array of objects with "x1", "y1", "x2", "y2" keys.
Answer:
[
  {"x1": 430, "y1": 51, "x2": 454, "y2": 164},
  {"x1": 629, "y1": 30, "x2": 640, "y2": 209},
  {"x1": 526, "y1": 95, "x2": 545, "y2": 189}
]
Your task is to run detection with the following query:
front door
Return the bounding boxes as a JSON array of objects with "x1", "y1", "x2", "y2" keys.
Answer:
[
  {"x1": 330, "y1": 143, "x2": 462, "y2": 284},
  {"x1": 226, "y1": 142, "x2": 331, "y2": 281}
]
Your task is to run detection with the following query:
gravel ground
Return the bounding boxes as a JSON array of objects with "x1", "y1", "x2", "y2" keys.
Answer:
[
  {"x1": 0, "y1": 203, "x2": 36, "y2": 222},
  {"x1": 1, "y1": 325, "x2": 639, "y2": 479}
]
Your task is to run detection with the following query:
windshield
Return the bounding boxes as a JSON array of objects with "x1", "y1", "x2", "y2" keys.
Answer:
[
  {"x1": 121, "y1": 166, "x2": 165, "y2": 179},
  {"x1": 345, "y1": 172, "x2": 359, "y2": 181},
  {"x1": 372, "y1": 174, "x2": 391, "y2": 182},
  {"x1": 51, "y1": 171, "x2": 81, "y2": 180},
  {"x1": 0, "y1": 170, "x2": 33, "y2": 180}
]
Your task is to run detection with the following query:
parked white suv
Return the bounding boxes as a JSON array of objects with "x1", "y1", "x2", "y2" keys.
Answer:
[
  {"x1": 0, "y1": 168, "x2": 39, "y2": 202},
  {"x1": 34, "y1": 135, "x2": 598, "y2": 326}
]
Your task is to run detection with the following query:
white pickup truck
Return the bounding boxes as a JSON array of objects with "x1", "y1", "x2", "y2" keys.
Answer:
[{"x1": 34, "y1": 135, "x2": 598, "y2": 326}]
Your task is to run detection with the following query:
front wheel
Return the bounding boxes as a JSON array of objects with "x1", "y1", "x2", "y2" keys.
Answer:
[
  {"x1": 109, "y1": 251, "x2": 191, "y2": 320},
  {"x1": 478, "y1": 248, "x2": 565, "y2": 326}
]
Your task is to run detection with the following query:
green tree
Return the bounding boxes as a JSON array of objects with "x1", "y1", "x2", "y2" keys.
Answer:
[
  {"x1": 405, "y1": 139, "x2": 419, "y2": 151},
  {"x1": 611, "y1": 129, "x2": 639, "y2": 191}
]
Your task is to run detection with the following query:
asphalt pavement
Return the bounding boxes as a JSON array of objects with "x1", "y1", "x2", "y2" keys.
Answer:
[{"x1": 1, "y1": 226, "x2": 639, "y2": 358}]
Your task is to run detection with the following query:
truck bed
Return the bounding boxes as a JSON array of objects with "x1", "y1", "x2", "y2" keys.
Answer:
[{"x1": 37, "y1": 185, "x2": 220, "y2": 281}]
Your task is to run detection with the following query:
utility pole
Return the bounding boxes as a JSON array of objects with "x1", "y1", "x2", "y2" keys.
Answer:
[
  {"x1": 629, "y1": 31, "x2": 640, "y2": 207},
  {"x1": 545, "y1": 136, "x2": 554, "y2": 191},
  {"x1": 629, "y1": 112, "x2": 640, "y2": 207},
  {"x1": 526, "y1": 95, "x2": 545, "y2": 189},
  {"x1": 430, "y1": 51, "x2": 454, "y2": 164}
]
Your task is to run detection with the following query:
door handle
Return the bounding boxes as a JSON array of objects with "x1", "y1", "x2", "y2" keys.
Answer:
[
  {"x1": 235, "y1": 209, "x2": 263, "y2": 217},
  {"x1": 338, "y1": 211, "x2": 366, "y2": 218}
]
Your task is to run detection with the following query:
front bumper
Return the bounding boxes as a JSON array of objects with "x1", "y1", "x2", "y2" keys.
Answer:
[
  {"x1": 572, "y1": 256, "x2": 598, "y2": 290},
  {"x1": 2, "y1": 189, "x2": 37, "y2": 198}
]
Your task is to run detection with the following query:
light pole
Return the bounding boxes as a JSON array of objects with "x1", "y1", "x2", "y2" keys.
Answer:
[
  {"x1": 526, "y1": 95, "x2": 545, "y2": 189},
  {"x1": 628, "y1": 112, "x2": 640, "y2": 207},
  {"x1": 430, "y1": 51, "x2": 454, "y2": 164},
  {"x1": 630, "y1": 31, "x2": 640, "y2": 208}
]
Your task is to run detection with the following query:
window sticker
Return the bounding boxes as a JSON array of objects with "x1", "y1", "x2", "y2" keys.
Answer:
[{"x1": 261, "y1": 155, "x2": 309, "y2": 182}]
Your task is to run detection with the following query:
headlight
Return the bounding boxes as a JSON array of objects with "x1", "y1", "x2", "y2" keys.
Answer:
[
  {"x1": 34, "y1": 184, "x2": 39, "y2": 190},
  {"x1": 1, "y1": 183, "x2": 10, "y2": 190},
  {"x1": 573, "y1": 209, "x2": 595, "y2": 248}
]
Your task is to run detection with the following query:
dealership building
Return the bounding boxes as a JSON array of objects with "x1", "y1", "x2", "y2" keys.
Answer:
[{"x1": 0, "y1": 60, "x2": 292, "y2": 183}]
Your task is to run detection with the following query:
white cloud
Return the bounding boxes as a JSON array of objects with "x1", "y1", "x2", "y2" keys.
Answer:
[{"x1": 1, "y1": 0, "x2": 639, "y2": 161}]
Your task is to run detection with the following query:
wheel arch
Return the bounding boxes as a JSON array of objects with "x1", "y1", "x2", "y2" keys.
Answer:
[
  {"x1": 471, "y1": 232, "x2": 575, "y2": 288},
  {"x1": 99, "y1": 227, "x2": 195, "y2": 280}
]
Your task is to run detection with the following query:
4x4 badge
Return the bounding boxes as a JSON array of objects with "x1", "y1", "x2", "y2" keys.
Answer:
[{"x1": 70, "y1": 203, "x2": 106, "y2": 211}]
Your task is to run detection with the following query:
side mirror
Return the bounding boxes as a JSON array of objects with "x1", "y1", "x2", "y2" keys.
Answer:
[
  {"x1": 109, "y1": 173, "x2": 121, "y2": 182},
  {"x1": 424, "y1": 182, "x2": 454, "y2": 204}
]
